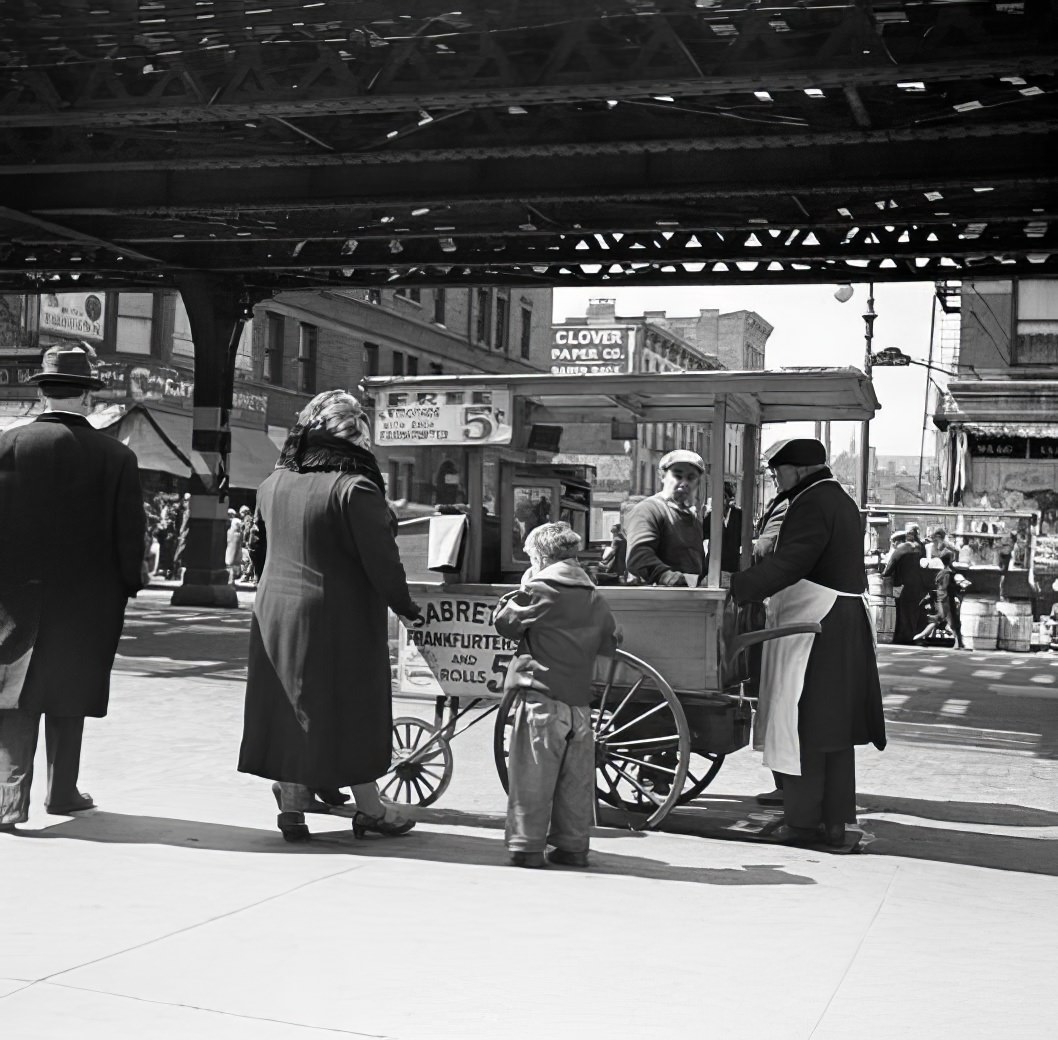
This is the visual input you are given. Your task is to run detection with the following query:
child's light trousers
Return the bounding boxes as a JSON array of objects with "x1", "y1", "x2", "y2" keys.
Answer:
[{"x1": 505, "y1": 691, "x2": 595, "y2": 854}]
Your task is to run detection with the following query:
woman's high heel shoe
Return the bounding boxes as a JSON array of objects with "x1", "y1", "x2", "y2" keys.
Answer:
[
  {"x1": 276, "y1": 811, "x2": 311, "y2": 843},
  {"x1": 352, "y1": 807, "x2": 415, "y2": 839},
  {"x1": 272, "y1": 783, "x2": 311, "y2": 842}
]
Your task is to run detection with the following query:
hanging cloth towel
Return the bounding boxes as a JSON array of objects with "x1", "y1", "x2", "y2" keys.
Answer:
[{"x1": 428, "y1": 513, "x2": 468, "y2": 572}]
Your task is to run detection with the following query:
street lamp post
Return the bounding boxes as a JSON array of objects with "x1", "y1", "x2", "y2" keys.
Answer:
[{"x1": 859, "y1": 283, "x2": 876, "y2": 509}]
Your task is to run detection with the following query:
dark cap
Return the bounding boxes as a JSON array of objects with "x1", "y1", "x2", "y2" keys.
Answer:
[
  {"x1": 29, "y1": 342, "x2": 102, "y2": 389},
  {"x1": 764, "y1": 437, "x2": 827, "y2": 468}
]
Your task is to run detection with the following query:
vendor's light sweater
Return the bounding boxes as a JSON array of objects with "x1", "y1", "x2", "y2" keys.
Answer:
[{"x1": 492, "y1": 560, "x2": 619, "y2": 706}]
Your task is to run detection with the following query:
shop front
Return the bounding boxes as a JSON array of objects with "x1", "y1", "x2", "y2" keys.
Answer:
[{"x1": 935, "y1": 380, "x2": 1058, "y2": 617}]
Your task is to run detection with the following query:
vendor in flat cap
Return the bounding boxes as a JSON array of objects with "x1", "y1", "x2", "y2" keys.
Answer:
[
  {"x1": 0, "y1": 343, "x2": 145, "y2": 831},
  {"x1": 730, "y1": 437, "x2": 886, "y2": 847},
  {"x1": 625, "y1": 449, "x2": 706, "y2": 587}
]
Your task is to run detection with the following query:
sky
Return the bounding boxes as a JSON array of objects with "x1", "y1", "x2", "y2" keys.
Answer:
[{"x1": 552, "y1": 281, "x2": 943, "y2": 458}]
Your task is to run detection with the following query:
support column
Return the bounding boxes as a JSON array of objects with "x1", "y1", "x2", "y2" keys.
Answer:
[{"x1": 171, "y1": 273, "x2": 252, "y2": 608}]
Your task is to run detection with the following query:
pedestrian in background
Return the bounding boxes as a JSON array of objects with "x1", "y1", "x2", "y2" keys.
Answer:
[
  {"x1": 238, "y1": 389, "x2": 422, "y2": 842},
  {"x1": 493, "y1": 522, "x2": 619, "y2": 868},
  {"x1": 884, "y1": 523, "x2": 928, "y2": 644},
  {"x1": 224, "y1": 507, "x2": 243, "y2": 584},
  {"x1": 0, "y1": 344, "x2": 145, "y2": 831}
]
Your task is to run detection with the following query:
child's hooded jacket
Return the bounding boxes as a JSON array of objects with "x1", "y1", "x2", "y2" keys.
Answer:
[{"x1": 492, "y1": 560, "x2": 619, "y2": 706}]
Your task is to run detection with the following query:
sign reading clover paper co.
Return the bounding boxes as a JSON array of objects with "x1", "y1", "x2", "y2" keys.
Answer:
[{"x1": 549, "y1": 325, "x2": 634, "y2": 375}]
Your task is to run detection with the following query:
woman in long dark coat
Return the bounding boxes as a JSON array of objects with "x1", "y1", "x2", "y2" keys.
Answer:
[{"x1": 239, "y1": 390, "x2": 422, "y2": 842}]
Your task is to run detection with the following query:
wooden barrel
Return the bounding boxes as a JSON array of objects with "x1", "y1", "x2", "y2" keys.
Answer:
[
  {"x1": 996, "y1": 599, "x2": 1032, "y2": 652},
  {"x1": 960, "y1": 595, "x2": 999, "y2": 650},
  {"x1": 867, "y1": 573, "x2": 896, "y2": 644}
]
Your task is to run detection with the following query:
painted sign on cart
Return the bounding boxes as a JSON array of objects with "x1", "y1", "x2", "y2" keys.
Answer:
[
  {"x1": 397, "y1": 592, "x2": 518, "y2": 698},
  {"x1": 374, "y1": 387, "x2": 512, "y2": 446}
]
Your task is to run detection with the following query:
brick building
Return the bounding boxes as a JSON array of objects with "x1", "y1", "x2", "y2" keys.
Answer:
[
  {"x1": 549, "y1": 299, "x2": 772, "y2": 532},
  {"x1": 0, "y1": 286, "x2": 553, "y2": 508}
]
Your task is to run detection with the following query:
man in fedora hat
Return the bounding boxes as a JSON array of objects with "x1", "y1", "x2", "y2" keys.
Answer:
[
  {"x1": 883, "y1": 522, "x2": 928, "y2": 644},
  {"x1": 0, "y1": 343, "x2": 145, "y2": 831},
  {"x1": 731, "y1": 438, "x2": 886, "y2": 847}
]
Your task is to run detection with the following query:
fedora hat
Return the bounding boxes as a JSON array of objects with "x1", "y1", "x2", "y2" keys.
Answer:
[{"x1": 29, "y1": 343, "x2": 103, "y2": 389}]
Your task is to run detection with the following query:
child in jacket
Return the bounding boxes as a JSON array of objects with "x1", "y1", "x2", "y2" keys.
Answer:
[{"x1": 493, "y1": 522, "x2": 619, "y2": 868}]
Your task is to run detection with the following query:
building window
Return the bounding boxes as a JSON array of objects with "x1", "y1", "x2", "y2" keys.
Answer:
[
  {"x1": 116, "y1": 293, "x2": 154, "y2": 355},
  {"x1": 520, "y1": 306, "x2": 532, "y2": 359},
  {"x1": 395, "y1": 288, "x2": 421, "y2": 304},
  {"x1": 265, "y1": 313, "x2": 284, "y2": 385},
  {"x1": 429, "y1": 361, "x2": 444, "y2": 376},
  {"x1": 1015, "y1": 279, "x2": 1058, "y2": 364},
  {"x1": 368, "y1": 288, "x2": 382, "y2": 305},
  {"x1": 365, "y1": 342, "x2": 379, "y2": 376},
  {"x1": 495, "y1": 294, "x2": 509, "y2": 352},
  {"x1": 475, "y1": 288, "x2": 491, "y2": 345},
  {"x1": 298, "y1": 323, "x2": 318, "y2": 394},
  {"x1": 407, "y1": 355, "x2": 419, "y2": 376},
  {"x1": 433, "y1": 289, "x2": 447, "y2": 325},
  {"x1": 391, "y1": 350, "x2": 405, "y2": 376}
]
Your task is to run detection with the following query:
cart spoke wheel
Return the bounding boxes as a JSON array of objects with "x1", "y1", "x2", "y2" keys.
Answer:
[
  {"x1": 377, "y1": 716, "x2": 453, "y2": 807},
  {"x1": 493, "y1": 650, "x2": 690, "y2": 831},
  {"x1": 675, "y1": 751, "x2": 726, "y2": 805}
]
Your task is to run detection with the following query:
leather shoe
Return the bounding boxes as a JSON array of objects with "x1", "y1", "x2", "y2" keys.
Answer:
[
  {"x1": 754, "y1": 788, "x2": 784, "y2": 806},
  {"x1": 757, "y1": 820, "x2": 819, "y2": 846},
  {"x1": 823, "y1": 824, "x2": 846, "y2": 848},
  {"x1": 46, "y1": 792, "x2": 95, "y2": 814},
  {"x1": 547, "y1": 848, "x2": 589, "y2": 868},
  {"x1": 509, "y1": 850, "x2": 546, "y2": 868}
]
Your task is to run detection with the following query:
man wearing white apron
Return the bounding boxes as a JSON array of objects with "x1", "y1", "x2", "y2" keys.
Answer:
[{"x1": 731, "y1": 438, "x2": 886, "y2": 847}]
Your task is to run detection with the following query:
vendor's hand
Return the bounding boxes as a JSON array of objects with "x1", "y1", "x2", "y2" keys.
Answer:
[
  {"x1": 399, "y1": 601, "x2": 424, "y2": 626},
  {"x1": 658, "y1": 571, "x2": 687, "y2": 587},
  {"x1": 504, "y1": 654, "x2": 550, "y2": 694}
]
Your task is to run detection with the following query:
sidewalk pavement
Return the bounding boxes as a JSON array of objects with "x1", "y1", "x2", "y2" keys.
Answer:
[{"x1": 1, "y1": 590, "x2": 1057, "y2": 1039}]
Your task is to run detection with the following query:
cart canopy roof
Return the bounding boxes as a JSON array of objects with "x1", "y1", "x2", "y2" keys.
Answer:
[{"x1": 364, "y1": 368, "x2": 879, "y2": 425}]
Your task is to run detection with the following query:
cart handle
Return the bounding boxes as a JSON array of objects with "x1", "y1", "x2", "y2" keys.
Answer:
[{"x1": 723, "y1": 623, "x2": 821, "y2": 670}]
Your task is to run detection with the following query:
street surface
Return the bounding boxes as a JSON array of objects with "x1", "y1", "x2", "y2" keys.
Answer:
[{"x1": 2, "y1": 586, "x2": 1057, "y2": 1039}]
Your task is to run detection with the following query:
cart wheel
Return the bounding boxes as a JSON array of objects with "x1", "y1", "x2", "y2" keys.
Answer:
[
  {"x1": 377, "y1": 716, "x2": 453, "y2": 807},
  {"x1": 675, "y1": 752, "x2": 725, "y2": 805},
  {"x1": 493, "y1": 650, "x2": 691, "y2": 831}
]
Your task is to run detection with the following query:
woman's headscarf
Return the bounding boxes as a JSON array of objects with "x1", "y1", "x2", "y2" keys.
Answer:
[{"x1": 276, "y1": 389, "x2": 385, "y2": 493}]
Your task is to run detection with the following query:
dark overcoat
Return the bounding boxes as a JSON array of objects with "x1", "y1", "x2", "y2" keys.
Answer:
[
  {"x1": 883, "y1": 541, "x2": 928, "y2": 644},
  {"x1": 238, "y1": 468, "x2": 418, "y2": 788},
  {"x1": 0, "y1": 413, "x2": 145, "y2": 716},
  {"x1": 731, "y1": 470, "x2": 886, "y2": 754}
]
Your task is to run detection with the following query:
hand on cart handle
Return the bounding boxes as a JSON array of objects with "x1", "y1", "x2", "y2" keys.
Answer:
[
  {"x1": 399, "y1": 601, "x2": 425, "y2": 626},
  {"x1": 504, "y1": 654, "x2": 550, "y2": 694}
]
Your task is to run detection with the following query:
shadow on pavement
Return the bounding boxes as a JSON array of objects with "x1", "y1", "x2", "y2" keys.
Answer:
[
  {"x1": 14, "y1": 811, "x2": 815, "y2": 887},
  {"x1": 858, "y1": 793, "x2": 1058, "y2": 828},
  {"x1": 861, "y1": 819, "x2": 1058, "y2": 876}
]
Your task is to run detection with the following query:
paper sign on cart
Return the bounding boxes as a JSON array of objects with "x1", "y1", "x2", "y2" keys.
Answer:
[{"x1": 374, "y1": 387, "x2": 512, "y2": 446}]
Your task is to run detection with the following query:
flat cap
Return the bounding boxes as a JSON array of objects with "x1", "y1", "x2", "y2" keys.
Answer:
[
  {"x1": 658, "y1": 449, "x2": 705, "y2": 473},
  {"x1": 764, "y1": 437, "x2": 827, "y2": 468}
]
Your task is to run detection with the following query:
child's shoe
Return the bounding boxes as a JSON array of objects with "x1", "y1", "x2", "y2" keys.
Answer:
[
  {"x1": 547, "y1": 848, "x2": 589, "y2": 868},
  {"x1": 509, "y1": 850, "x2": 546, "y2": 868}
]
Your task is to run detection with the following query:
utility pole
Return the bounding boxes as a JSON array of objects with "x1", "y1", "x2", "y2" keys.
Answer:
[{"x1": 859, "y1": 283, "x2": 876, "y2": 508}]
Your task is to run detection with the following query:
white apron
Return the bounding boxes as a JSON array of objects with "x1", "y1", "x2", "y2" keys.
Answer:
[{"x1": 753, "y1": 480, "x2": 875, "y2": 776}]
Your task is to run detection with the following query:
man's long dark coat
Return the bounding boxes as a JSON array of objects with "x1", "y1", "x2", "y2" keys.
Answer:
[
  {"x1": 238, "y1": 468, "x2": 419, "y2": 788},
  {"x1": 883, "y1": 541, "x2": 928, "y2": 644},
  {"x1": 0, "y1": 413, "x2": 145, "y2": 716},
  {"x1": 731, "y1": 470, "x2": 886, "y2": 756}
]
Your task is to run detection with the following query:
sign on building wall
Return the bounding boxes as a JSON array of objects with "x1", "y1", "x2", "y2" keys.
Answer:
[
  {"x1": 94, "y1": 362, "x2": 266, "y2": 414},
  {"x1": 374, "y1": 386, "x2": 512, "y2": 445},
  {"x1": 39, "y1": 292, "x2": 106, "y2": 341},
  {"x1": 549, "y1": 325, "x2": 634, "y2": 375}
]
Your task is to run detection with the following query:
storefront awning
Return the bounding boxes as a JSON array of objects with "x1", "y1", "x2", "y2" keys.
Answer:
[
  {"x1": 957, "y1": 421, "x2": 1058, "y2": 439},
  {"x1": 102, "y1": 405, "x2": 278, "y2": 489}
]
